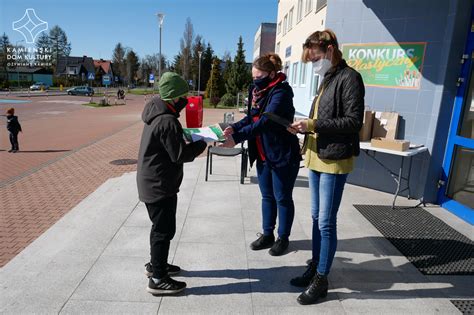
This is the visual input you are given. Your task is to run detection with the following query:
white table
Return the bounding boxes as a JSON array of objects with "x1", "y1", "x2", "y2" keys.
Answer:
[{"x1": 359, "y1": 142, "x2": 429, "y2": 209}]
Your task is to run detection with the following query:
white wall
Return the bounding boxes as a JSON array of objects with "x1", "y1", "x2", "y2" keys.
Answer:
[{"x1": 276, "y1": 0, "x2": 327, "y2": 117}]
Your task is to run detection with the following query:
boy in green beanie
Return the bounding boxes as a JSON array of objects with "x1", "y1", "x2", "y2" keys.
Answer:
[{"x1": 137, "y1": 72, "x2": 207, "y2": 295}]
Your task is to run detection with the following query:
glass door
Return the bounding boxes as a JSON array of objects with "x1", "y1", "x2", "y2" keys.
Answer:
[{"x1": 439, "y1": 8, "x2": 474, "y2": 224}]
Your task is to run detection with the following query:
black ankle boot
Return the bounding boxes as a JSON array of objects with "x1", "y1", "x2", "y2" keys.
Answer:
[
  {"x1": 268, "y1": 237, "x2": 289, "y2": 256},
  {"x1": 297, "y1": 273, "x2": 328, "y2": 305},
  {"x1": 290, "y1": 261, "x2": 317, "y2": 287},
  {"x1": 250, "y1": 233, "x2": 274, "y2": 250}
]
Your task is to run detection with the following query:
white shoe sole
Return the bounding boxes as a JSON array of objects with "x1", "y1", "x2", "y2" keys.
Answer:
[{"x1": 146, "y1": 286, "x2": 186, "y2": 295}]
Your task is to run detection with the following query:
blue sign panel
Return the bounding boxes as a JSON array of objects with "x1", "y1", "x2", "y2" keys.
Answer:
[{"x1": 102, "y1": 75, "x2": 111, "y2": 86}]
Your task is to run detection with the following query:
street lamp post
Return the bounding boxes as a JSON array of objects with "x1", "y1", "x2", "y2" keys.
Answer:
[
  {"x1": 198, "y1": 50, "x2": 202, "y2": 96},
  {"x1": 16, "y1": 39, "x2": 24, "y2": 89},
  {"x1": 156, "y1": 13, "x2": 165, "y2": 81},
  {"x1": 209, "y1": 63, "x2": 214, "y2": 102}
]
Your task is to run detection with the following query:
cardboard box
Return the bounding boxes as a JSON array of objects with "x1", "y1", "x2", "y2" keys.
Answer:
[
  {"x1": 371, "y1": 137, "x2": 410, "y2": 151},
  {"x1": 359, "y1": 110, "x2": 375, "y2": 141},
  {"x1": 372, "y1": 111, "x2": 400, "y2": 140}
]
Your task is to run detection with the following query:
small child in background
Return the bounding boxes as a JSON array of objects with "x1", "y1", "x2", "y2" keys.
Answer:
[{"x1": 5, "y1": 108, "x2": 22, "y2": 153}]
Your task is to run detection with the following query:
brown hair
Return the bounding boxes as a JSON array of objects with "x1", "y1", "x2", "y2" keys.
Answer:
[
  {"x1": 301, "y1": 29, "x2": 343, "y2": 64},
  {"x1": 6, "y1": 108, "x2": 14, "y2": 115},
  {"x1": 253, "y1": 53, "x2": 282, "y2": 74}
]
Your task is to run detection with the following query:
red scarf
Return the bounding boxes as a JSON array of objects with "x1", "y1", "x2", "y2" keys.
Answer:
[
  {"x1": 165, "y1": 102, "x2": 177, "y2": 114},
  {"x1": 251, "y1": 72, "x2": 286, "y2": 108},
  {"x1": 250, "y1": 72, "x2": 286, "y2": 162}
]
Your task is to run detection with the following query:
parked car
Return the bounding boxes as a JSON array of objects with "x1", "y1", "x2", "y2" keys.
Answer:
[
  {"x1": 127, "y1": 84, "x2": 136, "y2": 89},
  {"x1": 67, "y1": 86, "x2": 94, "y2": 96},
  {"x1": 30, "y1": 82, "x2": 49, "y2": 91}
]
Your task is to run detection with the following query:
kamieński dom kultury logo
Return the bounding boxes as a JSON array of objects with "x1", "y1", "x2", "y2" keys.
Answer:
[{"x1": 8, "y1": 8, "x2": 52, "y2": 67}]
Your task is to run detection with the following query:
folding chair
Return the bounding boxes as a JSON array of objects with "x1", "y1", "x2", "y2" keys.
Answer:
[{"x1": 205, "y1": 112, "x2": 248, "y2": 184}]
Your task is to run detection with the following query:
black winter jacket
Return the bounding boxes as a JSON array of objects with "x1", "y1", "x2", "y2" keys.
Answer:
[
  {"x1": 136, "y1": 96, "x2": 207, "y2": 203},
  {"x1": 6, "y1": 115, "x2": 22, "y2": 134},
  {"x1": 303, "y1": 59, "x2": 365, "y2": 160},
  {"x1": 231, "y1": 81, "x2": 301, "y2": 168}
]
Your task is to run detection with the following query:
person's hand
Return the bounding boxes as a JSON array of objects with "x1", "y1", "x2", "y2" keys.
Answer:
[
  {"x1": 220, "y1": 137, "x2": 236, "y2": 148},
  {"x1": 291, "y1": 120, "x2": 309, "y2": 134},
  {"x1": 287, "y1": 125, "x2": 298, "y2": 135},
  {"x1": 223, "y1": 126, "x2": 234, "y2": 138}
]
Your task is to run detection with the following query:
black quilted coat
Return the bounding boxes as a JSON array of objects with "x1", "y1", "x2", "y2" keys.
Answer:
[{"x1": 304, "y1": 59, "x2": 365, "y2": 160}]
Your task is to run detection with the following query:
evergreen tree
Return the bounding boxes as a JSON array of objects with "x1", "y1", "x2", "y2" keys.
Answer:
[
  {"x1": 48, "y1": 25, "x2": 71, "y2": 71},
  {"x1": 125, "y1": 49, "x2": 140, "y2": 84},
  {"x1": 201, "y1": 42, "x2": 213, "y2": 95},
  {"x1": 0, "y1": 33, "x2": 11, "y2": 79},
  {"x1": 205, "y1": 57, "x2": 223, "y2": 107},
  {"x1": 35, "y1": 32, "x2": 52, "y2": 68},
  {"x1": 112, "y1": 43, "x2": 127, "y2": 83},
  {"x1": 222, "y1": 51, "x2": 232, "y2": 87},
  {"x1": 171, "y1": 54, "x2": 182, "y2": 74},
  {"x1": 226, "y1": 36, "x2": 249, "y2": 96}
]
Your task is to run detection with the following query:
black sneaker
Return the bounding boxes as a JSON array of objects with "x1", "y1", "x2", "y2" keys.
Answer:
[
  {"x1": 268, "y1": 238, "x2": 289, "y2": 256},
  {"x1": 250, "y1": 233, "x2": 275, "y2": 250},
  {"x1": 290, "y1": 261, "x2": 317, "y2": 287},
  {"x1": 145, "y1": 262, "x2": 181, "y2": 277},
  {"x1": 8, "y1": 149, "x2": 13, "y2": 153},
  {"x1": 146, "y1": 276, "x2": 186, "y2": 295}
]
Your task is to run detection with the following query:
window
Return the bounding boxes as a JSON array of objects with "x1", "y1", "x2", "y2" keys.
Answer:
[
  {"x1": 300, "y1": 63, "x2": 307, "y2": 86},
  {"x1": 275, "y1": 42, "x2": 280, "y2": 54},
  {"x1": 288, "y1": 7, "x2": 294, "y2": 31},
  {"x1": 292, "y1": 62, "x2": 298, "y2": 86},
  {"x1": 284, "y1": 61, "x2": 290, "y2": 76},
  {"x1": 316, "y1": 0, "x2": 327, "y2": 12},
  {"x1": 305, "y1": 0, "x2": 313, "y2": 15},
  {"x1": 310, "y1": 72, "x2": 320, "y2": 98},
  {"x1": 254, "y1": 35, "x2": 261, "y2": 52},
  {"x1": 277, "y1": 21, "x2": 282, "y2": 34},
  {"x1": 297, "y1": 0, "x2": 303, "y2": 22},
  {"x1": 283, "y1": 15, "x2": 288, "y2": 35}
]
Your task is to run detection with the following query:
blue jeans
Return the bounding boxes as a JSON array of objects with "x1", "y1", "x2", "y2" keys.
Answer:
[
  {"x1": 256, "y1": 161, "x2": 299, "y2": 239},
  {"x1": 309, "y1": 170, "x2": 348, "y2": 275}
]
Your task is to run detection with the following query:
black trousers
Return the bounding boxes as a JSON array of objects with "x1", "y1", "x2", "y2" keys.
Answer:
[
  {"x1": 9, "y1": 132, "x2": 19, "y2": 150},
  {"x1": 145, "y1": 194, "x2": 177, "y2": 279}
]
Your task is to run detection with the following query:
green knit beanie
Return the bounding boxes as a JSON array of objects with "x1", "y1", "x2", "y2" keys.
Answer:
[{"x1": 158, "y1": 72, "x2": 189, "y2": 101}]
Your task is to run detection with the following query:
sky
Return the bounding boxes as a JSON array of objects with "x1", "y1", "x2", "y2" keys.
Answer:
[{"x1": 0, "y1": 0, "x2": 278, "y2": 63}]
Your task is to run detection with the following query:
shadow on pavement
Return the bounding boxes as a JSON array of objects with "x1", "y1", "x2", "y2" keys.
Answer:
[
  {"x1": 174, "y1": 237, "x2": 471, "y2": 300},
  {"x1": 250, "y1": 175, "x2": 309, "y2": 188}
]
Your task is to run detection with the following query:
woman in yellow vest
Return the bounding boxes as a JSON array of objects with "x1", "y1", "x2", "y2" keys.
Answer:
[{"x1": 289, "y1": 30, "x2": 365, "y2": 305}]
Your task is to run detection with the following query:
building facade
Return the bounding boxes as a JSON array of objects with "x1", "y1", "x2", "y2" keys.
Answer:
[
  {"x1": 253, "y1": 23, "x2": 277, "y2": 60},
  {"x1": 276, "y1": 0, "x2": 327, "y2": 116},
  {"x1": 275, "y1": 0, "x2": 474, "y2": 223}
]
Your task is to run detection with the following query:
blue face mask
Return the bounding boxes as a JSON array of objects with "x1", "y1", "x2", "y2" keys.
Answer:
[{"x1": 253, "y1": 76, "x2": 271, "y2": 90}]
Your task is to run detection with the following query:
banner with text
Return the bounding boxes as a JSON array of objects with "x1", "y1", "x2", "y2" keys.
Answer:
[{"x1": 342, "y1": 42, "x2": 427, "y2": 89}]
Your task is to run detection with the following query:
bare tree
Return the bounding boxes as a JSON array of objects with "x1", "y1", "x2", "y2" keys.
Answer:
[{"x1": 179, "y1": 17, "x2": 194, "y2": 81}]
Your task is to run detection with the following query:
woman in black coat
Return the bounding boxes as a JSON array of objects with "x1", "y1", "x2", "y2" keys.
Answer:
[{"x1": 289, "y1": 30, "x2": 365, "y2": 305}]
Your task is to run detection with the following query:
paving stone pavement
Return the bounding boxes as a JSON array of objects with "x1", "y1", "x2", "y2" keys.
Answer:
[
  {"x1": 0, "y1": 93, "x2": 243, "y2": 267},
  {"x1": 1, "y1": 155, "x2": 472, "y2": 314}
]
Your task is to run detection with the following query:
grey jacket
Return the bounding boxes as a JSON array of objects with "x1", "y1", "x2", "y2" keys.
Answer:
[{"x1": 136, "y1": 96, "x2": 206, "y2": 203}]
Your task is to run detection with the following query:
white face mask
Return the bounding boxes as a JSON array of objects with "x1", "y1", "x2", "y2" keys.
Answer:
[{"x1": 312, "y1": 58, "x2": 332, "y2": 76}]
